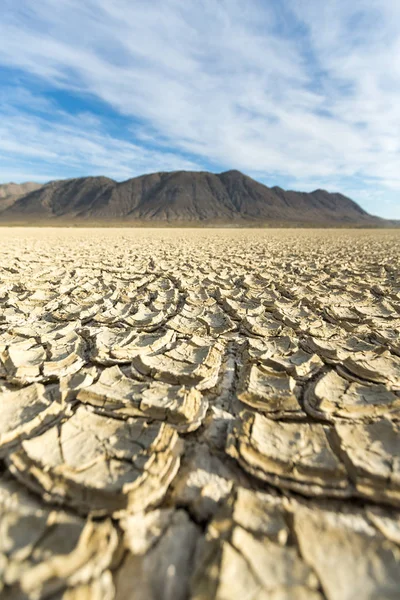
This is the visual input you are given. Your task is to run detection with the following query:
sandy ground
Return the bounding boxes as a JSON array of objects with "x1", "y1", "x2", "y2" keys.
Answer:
[{"x1": 1, "y1": 228, "x2": 400, "y2": 599}]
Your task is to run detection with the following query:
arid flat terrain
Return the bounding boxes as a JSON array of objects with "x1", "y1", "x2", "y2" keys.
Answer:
[{"x1": 1, "y1": 227, "x2": 400, "y2": 599}]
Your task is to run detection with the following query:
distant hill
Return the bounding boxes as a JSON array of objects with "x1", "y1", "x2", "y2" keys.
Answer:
[
  {"x1": 0, "y1": 182, "x2": 43, "y2": 212},
  {"x1": 0, "y1": 170, "x2": 386, "y2": 225}
]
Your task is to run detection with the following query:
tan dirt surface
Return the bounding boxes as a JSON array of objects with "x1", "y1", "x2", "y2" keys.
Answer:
[{"x1": 0, "y1": 227, "x2": 400, "y2": 599}]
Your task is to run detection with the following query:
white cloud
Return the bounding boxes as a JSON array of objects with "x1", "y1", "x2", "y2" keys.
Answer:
[
  {"x1": 0, "y1": 0, "x2": 399, "y2": 216},
  {"x1": 0, "y1": 91, "x2": 201, "y2": 180}
]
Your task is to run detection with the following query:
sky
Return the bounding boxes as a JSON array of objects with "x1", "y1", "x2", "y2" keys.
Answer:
[{"x1": 0, "y1": 0, "x2": 399, "y2": 218}]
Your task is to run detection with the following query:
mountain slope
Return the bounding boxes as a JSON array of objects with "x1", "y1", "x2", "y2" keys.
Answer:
[
  {"x1": 0, "y1": 170, "x2": 381, "y2": 224},
  {"x1": 0, "y1": 182, "x2": 43, "y2": 212}
]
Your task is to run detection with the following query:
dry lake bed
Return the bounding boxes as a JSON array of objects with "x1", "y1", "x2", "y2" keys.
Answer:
[{"x1": 1, "y1": 227, "x2": 400, "y2": 599}]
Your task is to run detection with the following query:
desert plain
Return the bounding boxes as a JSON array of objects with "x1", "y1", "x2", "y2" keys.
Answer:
[{"x1": 0, "y1": 226, "x2": 400, "y2": 599}]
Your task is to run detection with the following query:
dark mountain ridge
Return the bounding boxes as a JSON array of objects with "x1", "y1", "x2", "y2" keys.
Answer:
[
  {"x1": 0, "y1": 182, "x2": 43, "y2": 212},
  {"x1": 0, "y1": 170, "x2": 384, "y2": 225}
]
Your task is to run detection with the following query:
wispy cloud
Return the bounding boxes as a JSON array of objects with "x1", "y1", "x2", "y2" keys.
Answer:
[
  {"x1": 0, "y1": 88, "x2": 200, "y2": 181},
  {"x1": 0, "y1": 0, "x2": 399, "y2": 217}
]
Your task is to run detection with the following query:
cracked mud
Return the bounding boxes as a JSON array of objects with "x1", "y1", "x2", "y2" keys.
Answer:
[{"x1": 0, "y1": 227, "x2": 400, "y2": 599}]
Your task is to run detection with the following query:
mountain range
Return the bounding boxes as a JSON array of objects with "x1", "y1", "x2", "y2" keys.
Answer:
[
  {"x1": 0, "y1": 170, "x2": 385, "y2": 225},
  {"x1": 0, "y1": 182, "x2": 43, "y2": 212}
]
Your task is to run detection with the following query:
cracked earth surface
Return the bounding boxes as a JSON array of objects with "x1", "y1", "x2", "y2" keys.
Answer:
[{"x1": 0, "y1": 227, "x2": 400, "y2": 599}]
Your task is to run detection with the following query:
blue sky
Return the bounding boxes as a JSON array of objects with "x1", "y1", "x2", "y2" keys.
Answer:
[{"x1": 1, "y1": 0, "x2": 400, "y2": 218}]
